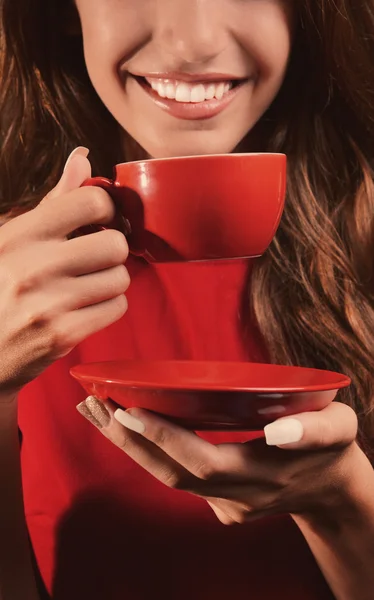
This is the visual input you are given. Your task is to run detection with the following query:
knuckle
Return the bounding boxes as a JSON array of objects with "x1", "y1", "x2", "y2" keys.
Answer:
[
  {"x1": 193, "y1": 461, "x2": 216, "y2": 482},
  {"x1": 44, "y1": 317, "x2": 80, "y2": 357},
  {"x1": 161, "y1": 469, "x2": 188, "y2": 490},
  {"x1": 10, "y1": 271, "x2": 38, "y2": 296},
  {"x1": 113, "y1": 265, "x2": 131, "y2": 294},
  {"x1": 22, "y1": 308, "x2": 48, "y2": 331},
  {"x1": 108, "y1": 294, "x2": 128, "y2": 322},
  {"x1": 151, "y1": 426, "x2": 170, "y2": 449},
  {"x1": 235, "y1": 510, "x2": 250, "y2": 525},
  {"x1": 213, "y1": 509, "x2": 235, "y2": 526},
  {"x1": 116, "y1": 432, "x2": 132, "y2": 452},
  {"x1": 48, "y1": 326, "x2": 74, "y2": 356},
  {"x1": 17, "y1": 311, "x2": 73, "y2": 360},
  {"x1": 228, "y1": 503, "x2": 253, "y2": 525},
  {"x1": 273, "y1": 470, "x2": 292, "y2": 491},
  {"x1": 114, "y1": 293, "x2": 129, "y2": 315},
  {"x1": 2, "y1": 252, "x2": 64, "y2": 305},
  {"x1": 4, "y1": 255, "x2": 54, "y2": 298},
  {"x1": 85, "y1": 187, "x2": 113, "y2": 223},
  {"x1": 106, "y1": 229, "x2": 129, "y2": 263}
]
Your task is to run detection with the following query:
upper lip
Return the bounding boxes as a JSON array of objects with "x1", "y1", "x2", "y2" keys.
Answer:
[{"x1": 130, "y1": 71, "x2": 247, "y2": 83}]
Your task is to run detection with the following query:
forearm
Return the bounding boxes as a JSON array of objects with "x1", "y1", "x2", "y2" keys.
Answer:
[
  {"x1": 293, "y1": 444, "x2": 374, "y2": 600},
  {"x1": 0, "y1": 392, "x2": 40, "y2": 600}
]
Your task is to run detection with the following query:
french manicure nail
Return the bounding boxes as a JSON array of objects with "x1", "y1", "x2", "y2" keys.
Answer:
[
  {"x1": 64, "y1": 146, "x2": 89, "y2": 172},
  {"x1": 77, "y1": 396, "x2": 110, "y2": 429},
  {"x1": 114, "y1": 409, "x2": 145, "y2": 434},
  {"x1": 264, "y1": 418, "x2": 304, "y2": 446}
]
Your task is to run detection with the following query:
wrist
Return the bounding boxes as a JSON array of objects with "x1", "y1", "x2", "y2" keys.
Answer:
[
  {"x1": 293, "y1": 443, "x2": 374, "y2": 533},
  {"x1": 0, "y1": 388, "x2": 19, "y2": 406},
  {"x1": 0, "y1": 391, "x2": 18, "y2": 431}
]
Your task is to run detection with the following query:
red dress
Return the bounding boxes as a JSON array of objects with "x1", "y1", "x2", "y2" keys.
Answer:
[{"x1": 18, "y1": 258, "x2": 334, "y2": 599}]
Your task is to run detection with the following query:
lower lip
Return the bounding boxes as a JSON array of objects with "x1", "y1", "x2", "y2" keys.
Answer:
[{"x1": 135, "y1": 77, "x2": 247, "y2": 120}]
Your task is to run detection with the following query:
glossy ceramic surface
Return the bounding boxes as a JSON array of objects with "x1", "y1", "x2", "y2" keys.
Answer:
[
  {"x1": 82, "y1": 153, "x2": 286, "y2": 263},
  {"x1": 70, "y1": 360, "x2": 351, "y2": 431}
]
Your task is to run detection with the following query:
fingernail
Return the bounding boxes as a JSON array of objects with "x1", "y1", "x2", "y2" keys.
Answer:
[
  {"x1": 264, "y1": 418, "x2": 304, "y2": 446},
  {"x1": 64, "y1": 146, "x2": 89, "y2": 172},
  {"x1": 114, "y1": 409, "x2": 145, "y2": 434},
  {"x1": 76, "y1": 396, "x2": 110, "y2": 429}
]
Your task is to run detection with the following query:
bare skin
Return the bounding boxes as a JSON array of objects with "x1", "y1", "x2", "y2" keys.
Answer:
[
  {"x1": 1, "y1": 1, "x2": 294, "y2": 584},
  {"x1": 78, "y1": 396, "x2": 374, "y2": 600},
  {"x1": 1, "y1": 1, "x2": 373, "y2": 598},
  {"x1": 0, "y1": 150, "x2": 129, "y2": 393},
  {"x1": 74, "y1": 0, "x2": 294, "y2": 157},
  {"x1": 0, "y1": 149, "x2": 129, "y2": 599}
]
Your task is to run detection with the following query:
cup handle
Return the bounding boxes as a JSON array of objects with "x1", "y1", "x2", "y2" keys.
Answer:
[{"x1": 80, "y1": 176, "x2": 132, "y2": 236}]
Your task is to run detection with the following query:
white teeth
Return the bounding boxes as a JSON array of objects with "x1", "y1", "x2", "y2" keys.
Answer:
[
  {"x1": 145, "y1": 77, "x2": 234, "y2": 103},
  {"x1": 205, "y1": 84, "x2": 216, "y2": 100},
  {"x1": 157, "y1": 82, "x2": 167, "y2": 98},
  {"x1": 149, "y1": 80, "x2": 167, "y2": 98},
  {"x1": 165, "y1": 83, "x2": 175, "y2": 99},
  {"x1": 175, "y1": 82, "x2": 192, "y2": 102},
  {"x1": 214, "y1": 82, "x2": 225, "y2": 100},
  {"x1": 190, "y1": 84, "x2": 205, "y2": 103}
]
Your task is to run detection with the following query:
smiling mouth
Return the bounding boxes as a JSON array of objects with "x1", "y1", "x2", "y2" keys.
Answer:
[{"x1": 134, "y1": 75, "x2": 247, "y2": 104}]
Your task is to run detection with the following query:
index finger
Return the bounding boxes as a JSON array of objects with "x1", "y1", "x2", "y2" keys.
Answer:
[
  {"x1": 114, "y1": 408, "x2": 224, "y2": 480},
  {"x1": 31, "y1": 185, "x2": 117, "y2": 239}
]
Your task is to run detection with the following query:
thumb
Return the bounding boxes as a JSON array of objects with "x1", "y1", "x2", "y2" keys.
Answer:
[
  {"x1": 264, "y1": 402, "x2": 358, "y2": 450},
  {"x1": 44, "y1": 146, "x2": 91, "y2": 202}
]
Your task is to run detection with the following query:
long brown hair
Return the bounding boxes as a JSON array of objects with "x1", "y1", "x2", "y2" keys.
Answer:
[{"x1": 1, "y1": 1, "x2": 373, "y2": 446}]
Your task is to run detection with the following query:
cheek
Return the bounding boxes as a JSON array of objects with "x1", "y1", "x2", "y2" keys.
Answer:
[
  {"x1": 238, "y1": 4, "x2": 293, "y2": 82},
  {"x1": 76, "y1": 1, "x2": 146, "y2": 84}
]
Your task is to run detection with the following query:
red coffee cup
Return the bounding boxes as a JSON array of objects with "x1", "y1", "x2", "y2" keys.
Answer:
[{"x1": 82, "y1": 153, "x2": 287, "y2": 263}]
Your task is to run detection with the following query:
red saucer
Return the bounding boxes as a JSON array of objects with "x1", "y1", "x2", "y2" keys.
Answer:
[{"x1": 70, "y1": 360, "x2": 351, "y2": 431}]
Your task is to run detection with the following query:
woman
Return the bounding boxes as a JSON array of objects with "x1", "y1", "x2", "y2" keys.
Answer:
[{"x1": 0, "y1": 1, "x2": 373, "y2": 599}]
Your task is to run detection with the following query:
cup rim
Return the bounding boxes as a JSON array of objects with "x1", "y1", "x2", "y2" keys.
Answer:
[{"x1": 115, "y1": 152, "x2": 286, "y2": 167}]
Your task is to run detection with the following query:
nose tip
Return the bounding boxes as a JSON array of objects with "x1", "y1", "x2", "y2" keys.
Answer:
[
  {"x1": 162, "y1": 34, "x2": 224, "y2": 65},
  {"x1": 155, "y1": 1, "x2": 227, "y2": 66}
]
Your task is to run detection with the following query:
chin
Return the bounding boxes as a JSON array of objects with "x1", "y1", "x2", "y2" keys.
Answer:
[{"x1": 126, "y1": 128, "x2": 246, "y2": 159}]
